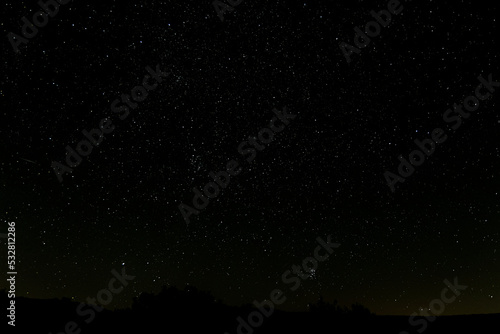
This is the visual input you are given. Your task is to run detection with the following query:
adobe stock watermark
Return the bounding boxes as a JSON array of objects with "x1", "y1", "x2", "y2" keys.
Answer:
[
  {"x1": 339, "y1": 0, "x2": 404, "y2": 63},
  {"x1": 6, "y1": 221, "x2": 16, "y2": 327},
  {"x1": 7, "y1": 0, "x2": 71, "y2": 53},
  {"x1": 49, "y1": 267, "x2": 135, "y2": 334},
  {"x1": 212, "y1": 0, "x2": 244, "y2": 22},
  {"x1": 225, "y1": 235, "x2": 340, "y2": 334},
  {"x1": 385, "y1": 73, "x2": 499, "y2": 192},
  {"x1": 400, "y1": 277, "x2": 467, "y2": 334},
  {"x1": 52, "y1": 64, "x2": 169, "y2": 183},
  {"x1": 178, "y1": 106, "x2": 296, "y2": 225}
]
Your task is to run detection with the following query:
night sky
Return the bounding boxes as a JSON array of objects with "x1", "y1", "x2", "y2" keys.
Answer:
[{"x1": 0, "y1": 0, "x2": 499, "y2": 316}]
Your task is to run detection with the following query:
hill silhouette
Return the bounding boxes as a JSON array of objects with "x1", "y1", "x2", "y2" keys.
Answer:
[{"x1": 1, "y1": 287, "x2": 498, "y2": 333}]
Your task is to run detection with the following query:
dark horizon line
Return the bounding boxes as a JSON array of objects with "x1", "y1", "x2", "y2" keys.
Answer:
[{"x1": 4, "y1": 293, "x2": 499, "y2": 317}]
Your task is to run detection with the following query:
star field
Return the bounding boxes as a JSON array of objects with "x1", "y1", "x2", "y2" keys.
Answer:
[{"x1": 0, "y1": 0, "x2": 498, "y2": 317}]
